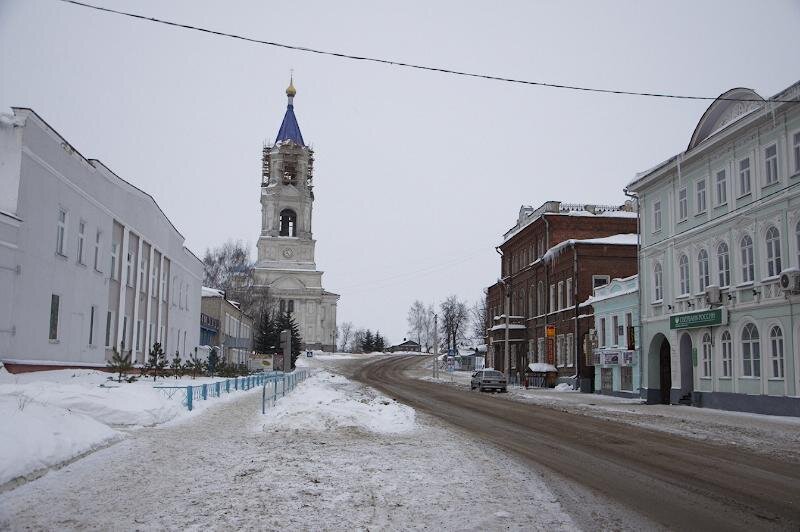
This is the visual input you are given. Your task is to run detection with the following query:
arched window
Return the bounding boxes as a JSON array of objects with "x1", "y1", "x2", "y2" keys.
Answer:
[
  {"x1": 528, "y1": 287, "x2": 535, "y2": 319},
  {"x1": 702, "y1": 333, "x2": 712, "y2": 378},
  {"x1": 770, "y1": 326, "x2": 784, "y2": 378},
  {"x1": 721, "y1": 330, "x2": 732, "y2": 377},
  {"x1": 279, "y1": 209, "x2": 297, "y2": 237},
  {"x1": 717, "y1": 242, "x2": 730, "y2": 287},
  {"x1": 537, "y1": 281, "x2": 544, "y2": 315},
  {"x1": 741, "y1": 323, "x2": 760, "y2": 377},
  {"x1": 654, "y1": 262, "x2": 663, "y2": 301},
  {"x1": 740, "y1": 235, "x2": 754, "y2": 283},
  {"x1": 679, "y1": 254, "x2": 690, "y2": 295},
  {"x1": 766, "y1": 226, "x2": 782, "y2": 277},
  {"x1": 698, "y1": 249, "x2": 710, "y2": 291}
]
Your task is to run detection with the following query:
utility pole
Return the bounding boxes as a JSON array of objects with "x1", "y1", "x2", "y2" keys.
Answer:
[{"x1": 433, "y1": 313, "x2": 438, "y2": 379}]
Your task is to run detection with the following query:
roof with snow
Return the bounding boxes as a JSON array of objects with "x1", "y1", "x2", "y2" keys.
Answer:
[
  {"x1": 542, "y1": 233, "x2": 638, "y2": 263},
  {"x1": 276, "y1": 103, "x2": 304, "y2": 146},
  {"x1": 503, "y1": 201, "x2": 636, "y2": 242},
  {"x1": 201, "y1": 286, "x2": 225, "y2": 298},
  {"x1": 528, "y1": 363, "x2": 558, "y2": 373}
]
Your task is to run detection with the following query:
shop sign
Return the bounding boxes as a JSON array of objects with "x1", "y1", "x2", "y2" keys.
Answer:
[
  {"x1": 591, "y1": 349, "x2": 637, "y2": 366},
  {"x1": 670, "y1": 308, "x2": 727, "y2": 330}
]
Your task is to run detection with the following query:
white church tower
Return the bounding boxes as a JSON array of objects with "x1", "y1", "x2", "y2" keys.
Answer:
[{"x1": 253, "y1": 79, "x2": 339, "y2": 351}]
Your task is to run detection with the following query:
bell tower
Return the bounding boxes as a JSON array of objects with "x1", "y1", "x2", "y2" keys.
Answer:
[{"x1": 252, "y1": 79, "x2": 339, "y2": 352}]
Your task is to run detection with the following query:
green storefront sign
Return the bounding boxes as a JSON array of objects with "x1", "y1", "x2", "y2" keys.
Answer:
[{"x1": 670, "y1": 308, "x2": 727, "y2": 329}]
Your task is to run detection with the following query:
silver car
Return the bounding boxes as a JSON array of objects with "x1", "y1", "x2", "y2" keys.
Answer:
[{"x1": 470, "y1": 369, "x2": 507, "y2": 393}]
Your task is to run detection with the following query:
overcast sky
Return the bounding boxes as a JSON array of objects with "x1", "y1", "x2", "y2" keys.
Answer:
[{"x1": 2, "y1": 0, "x2": 799, "y2": 344}]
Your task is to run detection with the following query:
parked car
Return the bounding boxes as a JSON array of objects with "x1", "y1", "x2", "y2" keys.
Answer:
[{"x1": 470, "y1": 369, "x2": 507, "y2": 393}]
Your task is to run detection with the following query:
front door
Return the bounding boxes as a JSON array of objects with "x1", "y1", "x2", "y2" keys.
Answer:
[
  {"x1": 659, "y1": 339, "x2": 672, "y2": 404},
  {"x1": 601, "y1": 368, "x2": 613, "y2": 393}
]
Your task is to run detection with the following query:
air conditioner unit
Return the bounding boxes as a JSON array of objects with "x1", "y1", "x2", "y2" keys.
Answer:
[
  {"x1": 705, "y1": 285, "x2": 721, "y2": 305},
  {"x1": 779, "y1": 268, "x2": 800, "y2": 294}
]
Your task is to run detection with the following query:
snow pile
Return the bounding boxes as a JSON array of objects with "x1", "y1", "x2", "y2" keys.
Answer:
[
  {"x1": 260, "y1": 371, "x2": 416, "y2": 434},
  {"x1": 554, "y1": 383, "x2": 573, "y2": 391}
]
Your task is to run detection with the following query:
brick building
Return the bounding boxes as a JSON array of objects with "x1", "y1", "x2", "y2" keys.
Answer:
[{"x1": 486, "y1": 201, "x2": 638, "y2": 391}]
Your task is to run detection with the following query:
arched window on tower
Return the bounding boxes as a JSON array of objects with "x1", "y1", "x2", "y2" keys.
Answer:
[{"x1": 280, "y1": 209, "x2": 297, "y2": 237}]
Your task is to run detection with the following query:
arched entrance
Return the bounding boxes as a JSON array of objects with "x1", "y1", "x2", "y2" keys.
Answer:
[
  {"x1": 648, "y1": 333, "x2": 672, "y2": 404},
  {"x1": 679, "y1": 333, "x2": 694, "y2": 404}
]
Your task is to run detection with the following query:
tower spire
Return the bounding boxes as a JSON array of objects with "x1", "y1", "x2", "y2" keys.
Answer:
[{"x1": 276, "y1": 75, "x2": 304, "y2": 146}]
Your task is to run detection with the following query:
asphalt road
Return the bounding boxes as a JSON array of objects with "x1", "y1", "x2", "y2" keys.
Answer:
[{"x1": 348, "y1": 355, "x2": 800, "y2": 531}]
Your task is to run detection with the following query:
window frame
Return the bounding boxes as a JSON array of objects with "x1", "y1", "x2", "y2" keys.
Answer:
[
  {"x1": 678, "y1": 187, "x2": 688, "y2": 222},
  {"x1": 701, "y1": 333, "x2": 712, "y2": 378},
  {"x1": 110, "y1": 241, "x2": 119, "y2": 280},
  {"x1": 740, "y1": 235, "x2": 754, "y2": 283},
  {"x1": 696, "y1": 178, "x2": 707, "y2": 214},
  {"x1": 721, "y1": 330, "x2": 732, "y2": 378},
  {"x1": 678, "y1": 254, "x2": 690, "y2": 296},
  {"x1": 653, "y1": 262, "x2": 663, "y2": 302},
  {"x1": 592, "y1": 275, "x2": 610, "y2": 291},
  {"x1": 764, "y1": 143, "x2": 778, "y2": 185},
  {"x1": 698, "y1": 248, "x2": 710, "y2": 292},
  {"x1": 93, "y1": 230, "x2": 102, "y2": 272},
  {"x1": 769, "y1": 325, "x2": 784, "y2": 379},
  {"x1": 49, "y1": 293, "x2": 60, "y2": 341},
  {"x1": 565, "y1": 277, "x2": 573, "y2": 308},
  {"x1": 715, "y1": 168, "x2": 727, "y2": 207},
  {"x1": 653, "y1": 199, "x2": 662, "y2": 233},
  {"x1": 56, "y1": 209, "x2": 67, "y2": 257},
  {"x1": 717, "y1": 242, "x2": 730, "y2": 288},
  {"x1": 793, "y1": 130, "x2": 800, "y2": 175},
  {"x1": 77, "y1": 220, "x2": 86, "y2": 265},
  {"x1": 765, "y1": 226, "x2": 782, "y2": 278},
  {"x1": 741, "y1": 323, "x2": 760, "y2": 378},
  {"x1": 738, "y1": 157, "x2": 751, "y2": 197}
]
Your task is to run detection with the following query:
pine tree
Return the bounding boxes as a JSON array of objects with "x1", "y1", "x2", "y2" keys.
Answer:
[
  {"x1": 107, "y1": 343, "x2": 133, "y2": 383},
  {"x1": 147, "y1": 342, "x2": 166, "y2": 382},
  {"x1": 363, "y1": 330, "x2": 374, "y2": 353},
  {"x1": 278, "y1": 312, "x2": 302, "y2": 369},
  {"x1": 207, "y1": 347, "x2": 220, "y2": 376},
  {"x1": 170, "y1": 351, "x2": 183, "y2": 379},
  {"x1": 374, "y1": 332, "x2": 385, "y2": 352},
  {"x1": 254, "y1": 309, "x2": 280, "y2": 354}
]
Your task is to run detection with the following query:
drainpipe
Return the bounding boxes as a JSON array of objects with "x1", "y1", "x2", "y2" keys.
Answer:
[
  {"x1": 573, "y1": 243, "x2": 580, "y2": 387},
  {"x1": 623, "y1": 187, "x2": 641, "y2": 399},
  {"x1": 495, "y1": 246, "x2": 505, "y2": 374}
]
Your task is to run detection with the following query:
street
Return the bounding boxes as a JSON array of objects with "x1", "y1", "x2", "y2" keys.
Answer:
[{"x1": 349, "y1": 355, "x2": 800, "y2": 531}]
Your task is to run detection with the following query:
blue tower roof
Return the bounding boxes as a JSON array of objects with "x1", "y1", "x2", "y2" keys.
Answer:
[{"x1": 275, "y1": 80, "x2": 304, "y2": 146}]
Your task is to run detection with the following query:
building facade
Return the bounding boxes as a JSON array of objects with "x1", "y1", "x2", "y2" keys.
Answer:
[
  {"x1": 628, "y1": 81, "x2": 800, "y2": 416},
  {"x1": 0, "y1": 109, "x2": 203, "y2": 371},
  {"x1": 585, "y1": 275, "x2": 640, "y2": 398},
  {"x1": 485, "y1": 201, "x2": 638, "y2": 390},
  {"x1": 251, "y1": 81, "x2": 338, "y2": 352},
  {"x1": 200, "y1": 287, "x2": 253, "y2": 365}
]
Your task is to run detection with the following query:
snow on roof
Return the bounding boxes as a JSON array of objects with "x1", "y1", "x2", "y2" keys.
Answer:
[
  {"x1": 202, "y1": 286, "x2": 224, "y2": 298},
  {"x1": 502, "y1": 201, "x2": 636, "y2": 242},
  {"x1": 581, "y1": 287, "x2": 638, "y2": 307},
  {"x1": 490, "y1": 323, "x2": 527, "y2": 331},
  {"x1": 542, "y1": 234, "x2": 638, "y2": 263},
  {"x1": 528, "y1": 363, "x2": 557, "y2": 373}
]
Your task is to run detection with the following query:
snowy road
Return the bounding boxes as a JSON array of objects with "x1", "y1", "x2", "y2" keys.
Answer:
[
  {"x1": 350, "y1": 355, "x2": 800, "y2": 531},
  {"x1": 0, "y1": 369, "x2": 576, "y2": 531}
]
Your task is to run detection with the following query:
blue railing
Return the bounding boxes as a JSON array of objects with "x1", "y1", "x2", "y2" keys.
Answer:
[
  {"x1": 261, "y1": 369, "x2": 309, "y2": 414},
  {"x1": 153, "y1": 371, "x2": 284, "y2": 411}
]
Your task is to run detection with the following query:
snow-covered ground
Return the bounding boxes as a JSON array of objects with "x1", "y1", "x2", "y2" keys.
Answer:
[
  {"x1": 0, "y1": 367, "x2": 265, "y2": 488},
  {"x1": 412, "y1": 363, "x2": 800, "y2": 462},
  {"x1": 0, "y1": 366, "x2": 576, "y2": 531}
]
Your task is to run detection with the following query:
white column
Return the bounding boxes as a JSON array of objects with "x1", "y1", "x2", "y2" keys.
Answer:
[
  {"x1": 156, "y1": 254, "x2": 164, "y2": 344},
  {"x1": 143, "y1": 246, "x2": 155, "y2": 357},
  {"x1": 131, "y1": 235, "x2": 143, "y2": 363},
  {"x1": 115, "y1": 227, "x2": 130, "y2": 354}
]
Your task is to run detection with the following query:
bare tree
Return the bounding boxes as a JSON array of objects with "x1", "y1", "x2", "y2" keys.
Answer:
[
  {"x1": 421, "y1": 304, "x2": 435, "y2": 351},
  {"x1": 203, "y1": 240, "x2": 261, "y2": 315},
  {"x1": 406, "y1": 300, "x2": 427, "y2": 347},
  {"x1": 469, "y1": 293, "x2": 489, "y2": 345},
  {"x1": 440, "y1": 295, "x2": 469, "y2": 353},
  {"x1": 351, "y1": 328, "x2": 367, "y2": 353},
  {"x1": 338, "y1": 321, "x2": 354, "y2": 352}
]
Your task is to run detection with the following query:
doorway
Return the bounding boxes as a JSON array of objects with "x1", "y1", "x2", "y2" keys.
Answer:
[
  {"x1": 679, "y1": 333, "x2": 694, "y2": 404},
  {"x1": 659, "y1": 338, "x2": 671, "y2": 404}
]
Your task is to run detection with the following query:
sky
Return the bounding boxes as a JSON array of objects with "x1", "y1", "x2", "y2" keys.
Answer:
[{"x1": 1, "y1": 0, "x2": 799, "y2": 345}]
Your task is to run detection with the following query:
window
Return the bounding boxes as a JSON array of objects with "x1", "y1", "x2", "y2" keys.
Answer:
[
  {"x1": 136, "y1": 320, "x2": 142, "y2": 352},
  {"x1": 537, "y1": 282, "x2": 544, "y2": 315},
  {"x1": 556, "y1": 335, "x2": 565, "y2": 366},
  {"x1": 122, "y1": 316, "x2": 128, "y2": 350},
  {"x1": 89, "y1": 306, "x2": 96, "y2": 346},
  {"x1": 765, "y1": 226, "x2": 782, "y2": 277},
  {"x1": 741, "y1": 323, "x2": 760, "y2": 377},
  {"x1": 56, "y1": 209, "x2": 67, "y2": 256},
  {"x1": 565, "y1": 278, "x2": 573, "y2": 307},
  {"x1": 94, "y1": 231, "x2": 102, "y2": 271},
  {"x1": 702, "y1": 333, "x2": 712, "y2": 378},
  {"x1": 288, "y1": 300, "x2": 294, "y2": 313},
  {"x1": 77, "y1": 221, "x2": 86, "y2": 264},
  {"x1": 549, "y1": 284, "x2": 556, "y2": 313},
  {"x1": 678, "y1": 188, "x2": 688, "y2": 221},
  {"x1": 161, "y1": 269, "x2": 168, "y2": 301},
  {"x1": 620, "y1": 367, "x2": 633, "y2": 391},
  {"x1": 698, "y1": 249, "x2": 710, "y2": 291},
  {"x1": 797, "y1": 221, "x2": 800, "y2": 267},
  {"x1": 740, "y1": 235, "x2": 754, "y2": 283},
  {"x1": 696, "y1": 179, "x2": 707, "y2": 213},
  {"x1": 625, "y1": 313, "x2": 633, "y2": 349},
  {"x1": 654, "y1": 262, "x2": 663, "y2": 301},
  {"x1": 139, "y1": 256, "x2": 146, "y2": 290},
  {"x1": 110, "y1": 242, "x2": 119, "y2": 280},
  {"x1": 770, "y1": 326, "x2": 784, "y2": 379},
  {"x1": 592, "y1": 275, "x2": 610, "y2": 290},
  {"x1": 126, "y1": 251, "x2": 134, "y2": 287},
  {"x1": 49, "y1": 294, "x2": 60, "y2": 341},
  {"x1": 105, "y1": 310, "x2": 115, "y2": 348},
  {"x1": 537, "y1": 338, "x2": 545, "y2": 363},
  {"x1": 764, "y1": 144, "x2": 778, "y2": 185},
  {"x1": 151, "y1": 263, "x2": 158, "y2": 296},
  {"x1": 612, "y1": 315, "x2": 619, "y2": 346},
  {"x1": 721, "y1": 331, "x2": 732, "y2": 377},
  {"x1": 599, "y1": 317, "x2": 606, "y2": 347},
  {"x1": 279, "y1": 209, "x2": 297, "y2": 237},
  {"x1": 794, "y1": 132, "x2": 800, "y2": 174},
  {"x1": 557, "y1": 281, "x2": 564, "y2": 310},
  {"x1": 715, "y1": 169, "x2": 727, "y2": 206},
  {"x1": 717, "y1": 242, "x2": 730, "y2": 287},
  {"x1": 679, "y1": 254, "x2": 690, "y2": 295},
  {"x1": 653, "y1": 200, "x2": 662, "y2": 232},
  {"x1": 738, "y1": 158, "x2": 751, "y2": 196},
  {"x1": 566, "y1": 333, "x2": 574, "y2": 366}
]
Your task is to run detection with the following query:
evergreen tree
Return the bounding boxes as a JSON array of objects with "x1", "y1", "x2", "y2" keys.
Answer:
[
  {"x1": 374, "y1": 332, "x2": 385, "y2": 352},
  {"x1": 170, "y1": 351, "x2": 183, "y2": 379},
  {"x1": 363, "y1": 330, "x2": 374, "y2": 353},
  {"x1": 185, "y1": 350, "x2": 205, "y2": 379},
  {"x1": 147, "y1": 342, "x2": 166, "y2": 382},
  {"x1": 107, "y1": 343, "x2": 133, "y2": 383},
  {"x1": 207, "y1": 347, "x2": 220, "y2": 376},
  {"x1": 254, "y1": 308, "x2": 280, "y2": 354},
  {"x1": 278, "y1": 312, "x2": 302, "y2": 369}
]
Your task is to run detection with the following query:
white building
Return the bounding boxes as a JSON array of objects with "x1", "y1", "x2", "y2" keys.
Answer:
[
  {"x1": 0, "y1": 108, "x2": 203, "y2": 370},
  {"x1": 628, "y1": 81, "x2": 800, "y2": 416},
  {"x1": 252, "y1": 81, "x2": 339, "y2": 351}
]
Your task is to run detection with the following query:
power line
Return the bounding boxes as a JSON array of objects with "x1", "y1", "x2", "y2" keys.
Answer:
[{"x1": 57, "y1": 0, "x2": 798, "y2": 104}]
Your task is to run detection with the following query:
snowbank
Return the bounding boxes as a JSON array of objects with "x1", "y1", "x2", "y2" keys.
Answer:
[{"x1": 259, "y1": 371, "x2": 416, "y2": 434}]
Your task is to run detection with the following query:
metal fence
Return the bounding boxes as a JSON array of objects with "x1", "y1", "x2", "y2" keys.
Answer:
[
  {"x1": 154, "y1": 371, "x2": 283, "y2": 411},
  {"x1": 261, "y1": 369, "x2": 309, "y2": 414}
]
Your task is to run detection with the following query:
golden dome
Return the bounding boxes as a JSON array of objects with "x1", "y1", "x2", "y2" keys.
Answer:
[{"x1": 286, "y1": 78, "x2": 296, "y2": 97}]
